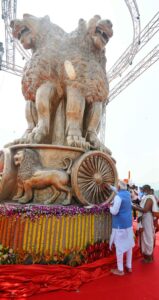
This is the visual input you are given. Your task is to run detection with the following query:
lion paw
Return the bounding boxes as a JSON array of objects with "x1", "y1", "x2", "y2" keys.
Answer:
[
  {"x1": 28, "y1": 127, "x2": 48, "y2": 144},
  {"x1": 12, "y1": 194, "x2": 23, "y2": 201},
  {"x1": 86, "y1": 131, "x2": 112, "y2": 155},
  {"x1": 4, "y1": 137, "x2": 31, "y2": 148},
  {"x1": 18, "y1": 197, "x2": 31, "y2": 204},
  {"x1": 86, "y1": 131, "x2": 100, "y2": 149},
  {"x1": 62, "y1": 198, "x2": 71, "y2": 206},
  {"x1": 44, "y1": 199, "x2": 52, "y2": 205},
  {"x1": 66, "y1": 135, "x2": 90, "y2": 150}
]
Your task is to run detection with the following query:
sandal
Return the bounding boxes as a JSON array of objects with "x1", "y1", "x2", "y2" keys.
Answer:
[
  {"x1": 111, "y1": 269, "x2": 124, "y2": 276},
  {"x1": 125, "y1": 266, "x2": 132, "y2": 273}
]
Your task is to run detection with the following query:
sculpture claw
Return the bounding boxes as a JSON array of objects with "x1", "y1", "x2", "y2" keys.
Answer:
[
  {"x1": 18, "y1": 197, "x2": 31, "y2": 204},
  {"x1": 86, "y1": 131, "x2": 112, "y2": 155},
  {"x1": 62, "y1": 198, "x2": 71, "y2": 206},
  {"x1": 66, "y1": 135, "x2": 90, "y2": 150},
  {"x1": 27, "y1": 126, "x2": 49, "y2": 144}
]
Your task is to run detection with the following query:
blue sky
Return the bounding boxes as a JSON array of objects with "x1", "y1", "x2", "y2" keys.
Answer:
[{"x1": 0, "y1": 0, "x2": 159, "y2": 188}]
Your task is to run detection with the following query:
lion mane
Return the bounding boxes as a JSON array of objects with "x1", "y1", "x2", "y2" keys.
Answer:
[{"x1": 16, "y1": 149, "x2": 42, "y2": 180}]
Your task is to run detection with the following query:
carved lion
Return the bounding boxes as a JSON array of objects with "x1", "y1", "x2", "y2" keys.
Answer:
[
  {"x1": 13, "y1": 149, "x2": 72, "y2": 204},
  {"x1": 9, "y1": 14, "x2": 113, "y2": 152}
]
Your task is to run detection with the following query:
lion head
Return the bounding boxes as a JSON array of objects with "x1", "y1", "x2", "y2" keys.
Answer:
[
  {"x1": 14, "y1": 148, "x2": 42, "y2": 180},
  {"x1": 92, "y1": 19, "x2": 113, "y2": 49},
  {"x1": 10, "y1": 14, "x2": 52, "y2": 50},
  {"x1": 10, "y1": 13, "x2": 65, "y2": 50},
  {"x1": 14, "y1": 150, "x2": 25, "y2": 166}
]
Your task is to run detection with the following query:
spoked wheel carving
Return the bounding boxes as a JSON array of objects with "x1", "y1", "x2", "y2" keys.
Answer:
[{"x1": 71, "y1": 151, "x2": 118, "y2": 205}]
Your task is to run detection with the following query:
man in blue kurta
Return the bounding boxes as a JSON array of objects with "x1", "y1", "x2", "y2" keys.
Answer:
[{"x1": 109, "y1": 180, "x2": 135, "y2": 275}]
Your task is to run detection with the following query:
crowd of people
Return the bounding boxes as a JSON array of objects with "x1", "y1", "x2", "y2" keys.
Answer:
[{"x1": 108, "y1": 181, "x2": 159, "y2": 276}]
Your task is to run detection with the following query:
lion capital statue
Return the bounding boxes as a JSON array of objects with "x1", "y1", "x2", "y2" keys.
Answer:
[{"x1": 9, "y1": 13, "x2": 113, "y2": 152}]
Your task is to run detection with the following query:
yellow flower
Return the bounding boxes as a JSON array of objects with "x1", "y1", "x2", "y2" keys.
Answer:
[
  {"x1": 2, "y1": 254, "x2": 8, "y2": 260},
  {"x1": 9, "y1": 249, "x2": 14, "y2": 254}
]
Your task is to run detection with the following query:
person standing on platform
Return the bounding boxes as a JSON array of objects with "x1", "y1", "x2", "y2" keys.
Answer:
[
  {"x1": 109, "y1": 180, "x2": 135, "y2": 276},
  {"x1": 132, "y1": 184, "x2": 158, "y2": 263},
  {"x1": 130, "y1": 186, "x2": 140, "y2": 220}
]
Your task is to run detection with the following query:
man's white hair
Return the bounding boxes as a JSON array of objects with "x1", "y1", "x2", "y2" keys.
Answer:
[{"x1": 118, "y1": 180, "x2": 127, "y2": 190}]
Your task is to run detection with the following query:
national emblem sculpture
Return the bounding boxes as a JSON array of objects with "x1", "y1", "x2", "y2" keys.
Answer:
[
  {"x1": 0, "y1": 13, "x2": 118, "y2": 206},
  {"x1": 0, "y1": 13, "x2": 118, "y2": 263},
  {"x1": 9, "y1": 13, "x2": 113, "y2": 152}
]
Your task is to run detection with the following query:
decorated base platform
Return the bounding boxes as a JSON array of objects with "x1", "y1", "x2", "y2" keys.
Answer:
[
  {"x1": 0, "y1": 227, "x2": 141, "y2": 298},
  {"x1": 0, "y1": 204, "x2": 112, "y2": 265}
]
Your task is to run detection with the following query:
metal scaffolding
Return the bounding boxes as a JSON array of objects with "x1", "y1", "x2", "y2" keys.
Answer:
[
  {"x1": 107, "y1": 0, "x2": 141, "y2": 83},
  {"x1": 100, "y1": 9, "x2": 159, "y2": 143},
  {"x1": 1, "y1": 59, "x2": 23, "y2": 76},
  {"x1": 1, "y1": 0, "x2": 17, "y2": 68},
  {"x1": 108, "y1": 44, "x2": 159, "y2": 102},
  {"x1": 1, "y1": 0, "x2": 30, "y2": 70},
  {"x1": 100, "y1": 0, "x2": 141, "y2": 143}
]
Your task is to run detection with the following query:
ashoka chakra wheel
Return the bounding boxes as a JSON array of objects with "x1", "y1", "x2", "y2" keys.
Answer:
[{"x1": 71, "y1": 151, "x2": 118, "y2": 205}]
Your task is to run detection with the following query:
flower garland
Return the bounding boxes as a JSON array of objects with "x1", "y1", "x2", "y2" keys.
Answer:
[
  {"x1": 0, "y1": 204, "x2": 112, "y2": 265},
  {"x1": 0, "y1": 241, "x2": 114, "y2": 266},
  {"x1": 0, "y1": 244, "x2": 17, "y2": 264},
  {"x1": 0, "y1": 203, "x2": 110, "y2": 220}
]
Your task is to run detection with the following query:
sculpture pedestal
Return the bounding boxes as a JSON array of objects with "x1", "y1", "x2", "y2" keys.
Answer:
[{"x1": 0, "y1": 144, "x2": 118, "y2": 205}]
